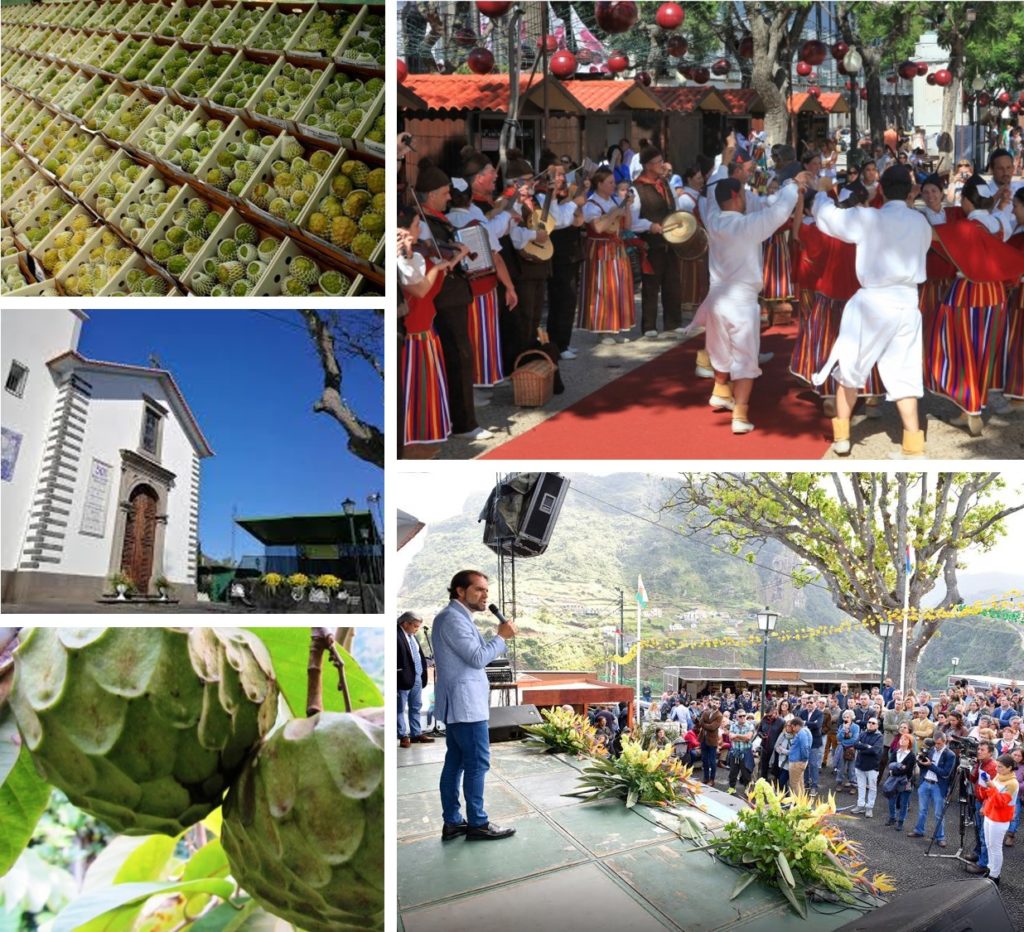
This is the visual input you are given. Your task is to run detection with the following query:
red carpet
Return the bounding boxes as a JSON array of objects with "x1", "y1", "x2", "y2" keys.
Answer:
[{"x1": 483, "y1": 324, "x2": 833, "y2": 460}]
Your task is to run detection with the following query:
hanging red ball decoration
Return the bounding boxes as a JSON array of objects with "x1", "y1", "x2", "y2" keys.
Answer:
[
  {"x1": 916, "y1": 62, "x2": 929, "y2": 76},
  {"x1": 454, "y1": 27, "x2": 477, "y2": 48},
  {"x1": 898, "y1": 60, "x2": 918, "y2": 80},
  {"x1": 1011, "y1": 103, "x2": 1021, "y2": 115},
  {"x1": 666, "y1": 35, "x2": 688, "y2": 57},
  {"x1": 467, "y1": 47, "x2": 494, "y2": 74},
  {"x1": 796, "y1": 61, "x2": 812, "y2": 77},
  {"x1": 635, "y1": 70, "x2": 651, "y2": 86},
  {"x1": 808, "y1": 85, "x2": 821, "y2": 98},
  {"x1": 832, "y1": 41, "x2": 849, "y2": 60},
  {"x1": 476, "y1": 1, "x2": 512, "y2": 16},
  {"x1": 926, "y1": 73, "x2": 937, "y2": 86},
  {"x1": 537, "y1": 35, "x2": 558, "y2": 53},
  {"x1": 397, "y1": 60, "x2": 408, "y2": 83},
  {"x1": 934, "y1": 69, "x2": 953, "y2": 87},
  {"x1": 590, "y1": 65, "x2": 601, "y2": 73},
  {"x1": 808, "y1": 71, "x2": 818, "y2": 84},
  {"x1": 977, "y1": 91, "x2": 991, "y2": 107},
  {"x1": 800, "y1": 39, "x2": 827, "y2": 66},
  {"x1": 655, "y1": 2, "x2": 684, "y2": 30},
  {"x1": 596, "y1": 2, "x2": 638, "y2": 34},
  {"x1": 550, "y1": 49, "x2": 578, "y2": 79},
  {"x1": 845, "y1": 80, "x2": 853, "y2": 91},
  {"x1": 607, "y1": 51, "x2": 629, "y2": 73},
  {"x1": 738, "y1": 35, "x2": 754, "y2": 59},
  {"x1": 836, "y1": 61, "x2": 848, "y2": 76},
  {"x1": 691, "y1": 66, "x2": 710, "y2": 85},
  {"x1": 860, "y1": 87, "x2": 869, "y2": 100},
  {"x1": 997, "y1": 90, "x2": 1011, "y2": 106},
  {"x1": 711, "y1": 58, "x2": 730, "y2": 76}
]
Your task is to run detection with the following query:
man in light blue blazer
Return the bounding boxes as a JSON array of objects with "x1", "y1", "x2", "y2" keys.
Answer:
[{"x1": 434, "y1": 569, "x2": 517, "y2": 841}]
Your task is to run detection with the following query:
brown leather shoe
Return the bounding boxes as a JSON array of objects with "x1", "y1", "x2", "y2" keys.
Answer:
[
  {"x1": 399, "y1": 737, "x2": 411, "y2": 748},
  {"x1": 1005, "y1": 832, "x2": 1015, "y2": 847},
  {"x1": 413, "y1": 735, "x2": 435, "y2": 743}
]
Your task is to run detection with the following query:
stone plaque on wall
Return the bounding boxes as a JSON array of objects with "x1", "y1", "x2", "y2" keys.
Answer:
[
  {"x1": 1, "y1": 427, "x2": 21, "y2": 482},
  {"x1": 80, "y1": 458, "x2": 112, "y2": 537}
]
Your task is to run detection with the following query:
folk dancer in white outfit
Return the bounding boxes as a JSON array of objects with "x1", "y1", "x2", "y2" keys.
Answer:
[
  {"x1": 696, "y1": 168, "x2": 811, "y2": 434},
  {"x1": 811, "y1": 165, "x2": 932, "y2": 458}
]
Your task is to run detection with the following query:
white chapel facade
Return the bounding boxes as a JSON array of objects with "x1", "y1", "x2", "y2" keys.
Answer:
[{"x1": 2, "y1": 309, "x2": 213, "y2": 604}]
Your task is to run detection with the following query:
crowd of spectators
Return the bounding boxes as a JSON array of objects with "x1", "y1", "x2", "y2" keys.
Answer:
[{"x1": 587, "y1": 677, "x2": 1024, "y2": 885}]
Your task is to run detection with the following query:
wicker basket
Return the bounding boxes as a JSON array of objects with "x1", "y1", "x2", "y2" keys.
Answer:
[{"x1": 511, "y1": 349, "x2": 556, "y2": 407}]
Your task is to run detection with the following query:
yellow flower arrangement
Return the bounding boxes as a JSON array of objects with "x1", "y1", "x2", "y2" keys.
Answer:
[
  {"x1": 286, "y1": 573, "x2": 310, "y2": 588},
  {"x1": 261, "y1": 572, "x2": 284, "y2": 591},
  {"x1": 314, "y1": 574, "x2": 343, "y2": 590},
  {"x1": 522, "y1": 707, "x2": 607, "y2": 758}
]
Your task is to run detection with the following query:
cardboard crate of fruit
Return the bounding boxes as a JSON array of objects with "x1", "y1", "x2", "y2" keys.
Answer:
[
  {"x1": 184, "y1": 205, "x2": 287, "y2": 295},
  {"x1": 251, "y1": 233, "x2": 355, "y2": 298}
]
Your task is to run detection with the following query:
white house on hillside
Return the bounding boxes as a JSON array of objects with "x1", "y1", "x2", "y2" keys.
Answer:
[{"x1": 1, "y1": 309, "x2": 213, "y2": 605}]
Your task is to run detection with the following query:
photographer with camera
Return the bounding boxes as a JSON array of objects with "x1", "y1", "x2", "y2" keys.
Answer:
[
  {"x1": 965, "y1": 740, "x2": 999, "y2": 875},
  {"x1": 908, "y1": 734, "x2": 956, "y2": 845}
]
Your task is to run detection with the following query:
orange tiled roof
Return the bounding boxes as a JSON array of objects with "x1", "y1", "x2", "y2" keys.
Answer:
[
  {"x1": 650, "y1": 86, "x2": 709, "y2": 112},
  {"x1": 720, "y1": 88, "x2": 762, "y2": 114},
  {"x1": 818, "y1": 91, "x2": 849, "y2": 113},
  {"x1": 568, "y1": 79, "x2": 663, "y2": 111},
  {"x1": 403, "y1": 73, "x2": 534, "y2": 112},
  {"x1": 788, "y1": 92, "x2": 825, "y2": 114}
]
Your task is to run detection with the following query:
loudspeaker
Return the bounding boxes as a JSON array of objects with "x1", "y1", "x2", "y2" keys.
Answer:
[
  {"x1": 488, "y1": 704, "x2": 542, "y2": 742},
  {"x1": 480, "y1": 473, "x2": 570, "y2": 557},
  {"x1": 834, "y1": 878, "x2": 1012, "y2": 932}
]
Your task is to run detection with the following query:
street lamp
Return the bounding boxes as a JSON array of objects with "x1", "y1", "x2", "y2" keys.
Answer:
[
  {"x1": 341, "y1": 497, "x2": 366, "y2": 609},
  {"x1": 878, "y1": 622, "x2": 896, "y2": 689},
  {"x1": 756, "y1": 607, "x2": 779, "y2": 705}
]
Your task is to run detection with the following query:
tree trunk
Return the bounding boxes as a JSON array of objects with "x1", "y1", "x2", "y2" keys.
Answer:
[{"x1": 883, "y1": 625, "x2": 921, "y2": 692}]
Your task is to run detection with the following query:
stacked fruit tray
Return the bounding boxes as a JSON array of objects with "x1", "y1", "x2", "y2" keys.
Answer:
[{"x1": 0, "y1": 0, "x2": 385, "y2": 297}]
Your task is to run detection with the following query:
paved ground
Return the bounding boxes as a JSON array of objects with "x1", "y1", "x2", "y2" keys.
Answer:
[{"x1": 809, "y1": 768, "x2": 1023, "y2": 928}]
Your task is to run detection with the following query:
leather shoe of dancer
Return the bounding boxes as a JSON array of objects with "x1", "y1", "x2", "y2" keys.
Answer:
[
  {"x1": 466, "y1": 822, "x2": 516, "y2": 841},
  {"x1": 442, "y1": 821, "x2": 469, "y2": 841}
]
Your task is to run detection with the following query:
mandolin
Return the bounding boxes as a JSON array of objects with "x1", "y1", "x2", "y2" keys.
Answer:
[{"x1": 519, "y1": 183, "x2": 577, "y2": 262}]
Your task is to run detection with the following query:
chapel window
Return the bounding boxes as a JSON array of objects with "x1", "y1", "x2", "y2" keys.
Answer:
[{"x1": 4, "y1": 360, "x2": 28, "y2": 398}]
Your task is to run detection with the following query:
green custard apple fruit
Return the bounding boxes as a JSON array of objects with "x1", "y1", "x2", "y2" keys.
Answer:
[
  {"x1": 9, "y1": 627, "x2": 278, "y2": 836},
  {"x1": 222, "y1": 709, "x2": 384, "y2": 931}
]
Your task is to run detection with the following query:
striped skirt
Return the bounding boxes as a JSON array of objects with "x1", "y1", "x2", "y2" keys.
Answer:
[
  {"x1": 790, "y1": 292, "x2": 882, "y2": 396},
  {"x1": 402, "y1": 329, "x2": 451, "y2": 445},
  {"x1": 467, "y1": 287, "x2": 503, "y2": 386},
  {"x1": 926, "y1": 278, "x2": 1008, "y2": 414},
  {"x1": 919, "y1": 277, "x2": 952, "y2": 352},
  {"x1": 762, "y1": 229, "x2": 794, "y2": 301},
  {"x1": 578, "y1": 237, "x2": 635, "y2": 333},
  {"x1": 680, "y1": 248, "x2": 709, "y2": 307},
  {"x1": 1004, "y1": 284, "x2": 1024, "y2": 400}
]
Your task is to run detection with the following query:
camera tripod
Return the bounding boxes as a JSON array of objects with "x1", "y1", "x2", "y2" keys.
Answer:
[{"x1": 925, "y1": 762, "x2": 975, "y2": 862}]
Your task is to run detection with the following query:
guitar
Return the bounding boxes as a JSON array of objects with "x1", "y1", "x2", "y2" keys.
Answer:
[{"x1": 519, "y1": 183, "x2": 578, "y2": 262}]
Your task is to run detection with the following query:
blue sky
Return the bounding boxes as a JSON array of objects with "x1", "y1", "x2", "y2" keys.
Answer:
[{"x1": 79, "y1": 310, "x2": 383, "y2": 561}]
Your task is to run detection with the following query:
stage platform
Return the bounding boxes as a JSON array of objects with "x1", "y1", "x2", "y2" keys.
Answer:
[{"x1": 397, "y1": 738, "x2": 880, "y2": 931}]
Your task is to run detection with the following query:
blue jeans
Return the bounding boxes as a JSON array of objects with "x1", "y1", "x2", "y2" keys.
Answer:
[
  {"x1": 974, "y1": 799, "x2": 989, "y2": 867},
  {"x1": 915, "y1": 780, "x2": 946, "y2": 841},
  {"x1": 397, "y1": 681, "x2": 422, "y2": 738},
  {"x1": 701, "y1": 742, "x2": 718, "y2": 782},
  {"x1": 440, "y1": 720, "x2": 491, "y2": 828},
  {"x1": 807, "y1": 745, "x2": 824, "y2": 788},
  {"x1": 888, "y1": 789, "x2": 911, "y2": 824},
  {"x1": 1009, "y1": 794, "x2": 1023, "y2": 834},
  {"x1": 834, "y1": 746, "x2": 856, "y2": 784}
]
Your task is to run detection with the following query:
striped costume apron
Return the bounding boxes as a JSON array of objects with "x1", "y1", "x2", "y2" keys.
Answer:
[
  {"x1": 1004, "y1": 280, "x2": 1024, "y2": 400},
  {"x1": 578, "y1": 204, "x2": 635, "y2": 333},
  {"x1": 791, "y1": 292, "x2": 882, "y2": 396},
  {"x1": 926, "y1": 278, "x2": 1008, "y2": 414},
  {"x1": 761, "y1": 227, "x2": 794, "y2": 301},
  {"x1": 677, "y1": 190, "x2": 709, "y2": 308},
  {"x1": 402, "y1": 330, "x2": 451, "y2": 445},
  {"x1": 468, "y1": 286, "x2": 503, "y2": 386}
]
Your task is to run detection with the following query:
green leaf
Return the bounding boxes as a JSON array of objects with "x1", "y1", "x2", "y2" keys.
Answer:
[
  {"x1": 0, "y1": 745, "x2": 52, "y2": 876},
  {"x1": 0, "y1": 706, "x2": 21, "y2": 786},
  {"x1": 730, "y1": 872, "x2": 757, "y2": 901},
  {"x1": 113, "y1": 834, "x2": 178, "y2": 883},
  {"x1": 776, "y1": 851, "x2": 796, "y2": 887},
  {"x1": 53, "y1": 879, "x2": 235, "y2": 932},
  {"x1": 626, "y1": 786, "x2": 638, "y2": 809},
  {"x1": 183, "y1": 837, "x2": 230, "y2": 882},
  {"x1": 247, "y1": 628, "x2": 383, "y2": 716},
  {"x1": 777, "y1": 877, "x2": 807, "y2": 919},
  {"x1": 189, "y1": 900, "x2": 256, "y2": 932}
]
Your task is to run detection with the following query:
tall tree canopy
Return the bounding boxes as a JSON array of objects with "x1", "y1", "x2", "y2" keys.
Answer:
[{"x1": 663, "y1": 473, "x2": 1023, "y2": 688}]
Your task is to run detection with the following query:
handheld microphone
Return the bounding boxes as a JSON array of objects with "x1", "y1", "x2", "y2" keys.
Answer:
[{"x1": 488, "y1": 604, "x2": 508, "y2": 625}]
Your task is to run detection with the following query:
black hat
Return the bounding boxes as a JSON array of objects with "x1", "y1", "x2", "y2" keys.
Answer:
[
  {"x1": 920, "y1": 173, "x2": 943, "y2": 191},
  {"x1": 504, "y1": 148, "x2": 533, "y2": 182},
  {"x1": 639, "y1": 144, "x2": 663, "y2": 166},
  {"x1": 415, "y1": 158, "x2": 451, "y2": 193},
  {"x1": 460, "y1": 145, "x2": 490, "y2": 180},
  {"x1": 777, "y1": 161, "x2": 802, "y2": 185}
]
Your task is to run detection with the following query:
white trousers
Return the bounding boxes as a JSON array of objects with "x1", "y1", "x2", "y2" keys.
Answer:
[
  {"x1": 984, "y1": 818, "x2": 1009, "y2": 878},
  {"x1": 856, "y1": 766, "x2": 878, "y2": 809},
  {"x1": 812, "y1": 284, "x2": 923, "y2": 400},
  {"x1": 701, "y1": 283, "x2": 763, "y2": 380}
]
